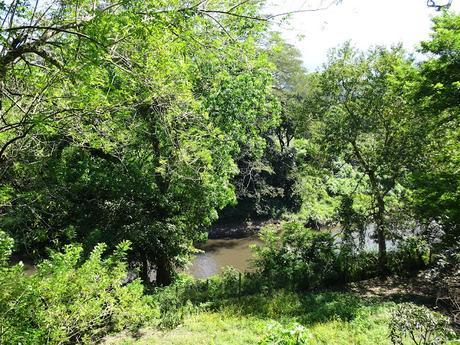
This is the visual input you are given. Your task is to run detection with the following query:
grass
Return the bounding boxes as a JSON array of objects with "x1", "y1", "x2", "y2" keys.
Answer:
[
  {"x1": 113, "y1": 313, "x2": 267, "y2": 345},
  {"x1": 104, "y1": 290, "x2": 397, "y2": 345}
]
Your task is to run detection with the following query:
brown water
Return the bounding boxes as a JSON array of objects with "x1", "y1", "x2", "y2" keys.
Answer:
[
  {"x1": 186, "y1": 236, "x2": 261, "y2": 279},
  {"x1": 15, "y1": 224, "x2": 396, "y2": 281}
]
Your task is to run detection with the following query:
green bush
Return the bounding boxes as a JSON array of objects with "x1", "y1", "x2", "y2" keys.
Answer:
[
  {"x1": 0, "y1": 231, "x2": 157, "y2": 344},
  {"x1": 389, "y1": 303, "x2": 453, "y2": 345},
  {"x1": 152, "y1": 274, "x2": 204, "y2": 329},
  {"x1": 259, "y1": 322, "x2": 311, "y2": 345},
  {"x1": 254, "y1": 222, "x2": 433, "y2": 290},
  {"x1": 337, "y1": 246, "x2": 379, "y2": 282},
  {"x1": 388, "y1": 237, "x2": 429, "y2": 275},
  {"x1": 253, "y1": 222, "x2": 339, "y2": 290}
]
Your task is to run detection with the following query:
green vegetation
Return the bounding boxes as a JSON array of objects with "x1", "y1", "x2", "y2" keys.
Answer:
[
  {"x1": 0, "y1": 231, "x2": 155, "y2": 344},
  {"x1": 0, "y1": 0, "x2": 459, "y2": 344},
  {"x1": 253, "y1": 221, "x2": 428, "y2": 289},
  {"x1": 389, "y1": 303, "x2": 452, "y2": 345},
  {"x1": 301, "y1": 44, "x2": 426, "y2": 274},
  {"x1": 105, "y1": 291, "x2": 456, "y2": 345},
  {"x1": 0, "y1": 0, "x2": 278, "y2": 286}
]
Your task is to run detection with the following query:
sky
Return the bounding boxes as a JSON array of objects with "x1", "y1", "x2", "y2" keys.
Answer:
[{"x1": 265, "y1": 0, "x2": 460, "y2": 70}]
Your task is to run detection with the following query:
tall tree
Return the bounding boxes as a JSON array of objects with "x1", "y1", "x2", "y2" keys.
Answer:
[
  {"x1": 410, "y1": 12, "x2": 460, "y2": 245},
  {"x1": 304, "y1": 44, "x2": 426, "y2": 274},
  {"x1": 0, "y1": 0, "x2": 279, "y2": 285},
  {"x1": 216, "y1": 33, "x2": 309, "y2": 221}
]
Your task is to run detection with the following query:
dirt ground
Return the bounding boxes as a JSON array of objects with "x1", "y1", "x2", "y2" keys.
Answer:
[{"x1": 346, "y1": 272, "x2": 460, "y2": 332}]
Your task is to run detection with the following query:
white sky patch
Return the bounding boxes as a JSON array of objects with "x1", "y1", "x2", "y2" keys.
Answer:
[{"x1": 265, "y1": 0, "x2": 460, "y2": 70}]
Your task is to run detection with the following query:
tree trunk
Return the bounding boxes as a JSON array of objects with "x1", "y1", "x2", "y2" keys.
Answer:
[
  {"x1": 375, "y1": 195, "x2": 387, "y2": 276},
  {"x1": 140, "y1": 251, "x2": 150, "y2": 285},
  {"x1": 367, "y1": 169, "x2": 388, "y2": 277},
  {"x1": 156, "y1": 257, "x2": 172, "y2": 286}
]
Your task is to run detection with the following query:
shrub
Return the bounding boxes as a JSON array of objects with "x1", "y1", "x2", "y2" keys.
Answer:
[
  {"x1": 152, "y1": 274, "x2": 203, "y2": 329},
  {"x1": 429, "y1": 241, "x2": 460, "y2": 281},
  {"x1": 337, "y1": 245, "x2": 379, "y2": 282},
  {"x1": 389, "y1": 303, "x2": 453, "y2": 345},
  {"x1": 253, "y1": 222, "x2": 339, "y2": 290},
  {"x1": 0, "y1": 231, "x2": 157, "y2": 344},
  {"x1": 259, "y1": 322, "x2": 312, "y2": 345},
  {"x1": 388, "y1": 237, "x2": 429, "y2": 275},
  {"x1": 427, "y1": 241, "x2": 460, "y2": 327},
  {"x1": 254, "y1": 221, "x2": 435, "y2": 290}
]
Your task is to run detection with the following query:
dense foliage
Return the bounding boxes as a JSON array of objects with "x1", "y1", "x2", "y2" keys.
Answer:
[
  {"x1": 0, "y1": 231, "x2": 155, "y2": 344},
  {"x1": 410, "y1": 12, "x2": 460, "y2": 247},
  {"x1": 218, "y1": 34, "x2": 306, "y2": 222},
  {"x1": 0, "y1": 0, "x2": 459, "y2": 342},
  {"x1": 0, "y1": 0, "x2": 279, "y2": 284},
  {"x1": 389, "y1": 303, "x2": 452, "y2": 345},
  {"x1": 297, "y1": 44, "x2": 426, "y2": 274},
  {"x1": 278, "y1": 11, "x2": 460, "y2": 277},
  {"x1": 253, "y1": 221, "x2": 428, "y2": 289}
]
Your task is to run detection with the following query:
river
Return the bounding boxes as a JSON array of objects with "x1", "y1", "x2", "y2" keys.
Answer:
[
  {"x1": 186, "y1": 236, "x2": 261, "y2": 279},
  {"x1": 17, "y1": 224, "x2": 395, "y2": 280},
  {"x1": 186, "y1": 224, "x2": 396, "y2": 279}
]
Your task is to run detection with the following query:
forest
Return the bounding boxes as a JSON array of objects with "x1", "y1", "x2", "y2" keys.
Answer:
[{"x1": 0, "y1": 0, "x2": 459, "y2": 344}]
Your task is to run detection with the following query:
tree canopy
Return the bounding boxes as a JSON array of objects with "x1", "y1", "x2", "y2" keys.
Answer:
[{"x1": 0, "y1": 0, "x2": 280, "y2": 284}]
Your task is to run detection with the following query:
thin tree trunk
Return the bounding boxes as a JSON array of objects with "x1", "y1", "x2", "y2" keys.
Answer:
[
  {"x1": 367, "y1": 169, "x2": 388, "y2": 277},
  {"x1": 140, "y1": 251, "x2": 150, "y2": 285},
  {"x1": 375, "y1": 195, "x2": 387, "y2": 276}
]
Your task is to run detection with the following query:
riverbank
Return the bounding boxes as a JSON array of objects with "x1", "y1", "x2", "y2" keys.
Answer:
[
  {"x1": 102, "y1": 269, "x2": 459, "y2": 344},
  {"x1": 103, "y1": 271, "x2": 460, "y2": 344},
  {"x1": 207, "y1": 219, "x2": 280, "y2": 239}
]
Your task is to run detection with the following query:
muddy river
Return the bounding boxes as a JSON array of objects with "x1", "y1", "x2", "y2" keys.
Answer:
[{"x1": 186, "y1": 236, "x2": 261, "y2": 279}]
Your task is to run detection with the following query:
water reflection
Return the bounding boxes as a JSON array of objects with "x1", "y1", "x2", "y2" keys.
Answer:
[{"x1": 330, "y1": 224, "x2": 396, "y2": 251}]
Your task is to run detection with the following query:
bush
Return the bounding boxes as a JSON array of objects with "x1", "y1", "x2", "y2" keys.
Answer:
[
  {"x1": 426, "y1": 242, "x2": 460, "y2": 327},
  {"x1": 429, "y1": 241, "x2": 460, "y2": 281},
  {"x1": 337, "y1": 246, "x2": 379, "y2": 282},
  {"x1": 152, "y1": 268, "x2": 276, "y2": 329},
  {"x1": 259, "y1": 322, "x2": 311, "y2": 345},
  {"x1": 388, "y1": 237, "x2": 429, "y2": 275},
  {"x1": 0, "y1": 231, "x2": 157, "y2": 344},
  {"x1": 254, "y1": 221, "x2": 435, "y2": 290},
  {"x1": 152, "y1": 274, "x2": 205, "y2": 329},
  {"x1": 253, "y1": 222, "x2": 339, "y2": 290},
  {"x1": 389, "y1": 303, "x2": 453, "y2": 345}
]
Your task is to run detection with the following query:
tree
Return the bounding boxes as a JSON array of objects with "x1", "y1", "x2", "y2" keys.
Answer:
[
  {"x1": 410, "y1": 12, "x2": 460, "y2": 246},
  {"x1": 304, "y1": 44, "x2": 427, "y2": 274},
  {"x1": 268, "y1": 33, "x2": 310, "y2": 152},
  {"x1": 0, "y1": 0, "x2": 279, "y2": 285},
  {"x1": 217, "y1": 34, "x2": 311, "y2": 221}
]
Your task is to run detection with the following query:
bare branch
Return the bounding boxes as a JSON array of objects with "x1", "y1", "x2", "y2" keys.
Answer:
[
  {"x1": 265, "y1": 1, "x2": 338, "y2": 20},
  {"x1": 5, "y1": 25, "x2": 100, "y2": 45},
  {"x1": 201, "y1": 12, "x2": 236, "y2": 43},
  {"x1": 198, "y1": 9, "x2": 266, "y2": 21},
  {"x1": 0, "y1": 123, "x2": 36, "y2": 160}
]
